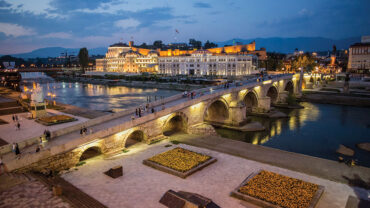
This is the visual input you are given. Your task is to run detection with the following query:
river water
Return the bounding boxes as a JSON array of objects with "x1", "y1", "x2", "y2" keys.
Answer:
[
  {"x1": 20, "y1": 72, "x2": 179, "y2": 112},
  {"x1": 21, "y1": 72, "x2": 370, "y2": 167},
  {"x1": 216, "y1": 102, "x2": 370, "y2": 167}
]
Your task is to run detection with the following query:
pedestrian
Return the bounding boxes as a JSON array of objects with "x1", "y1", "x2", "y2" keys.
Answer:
[
  {"x1": 0, "y1": 155, "x2": 5, "y2": 174},
  {"x1": 80, "y1": 127, "x2": 83, "y2": 136},
  {"x1": 12, "y1": 143, "x2": 16, "y2": 153},
  {"x1": 36, "y1": 145, "x2": 40, "y2": 153},
  {"x1": 83, "y1": 126, "x2": 87, "y2": 136},
  {"x1": 15, "y1": 143, "x2": 20, "y2": 159},
  {"x1": 162, "y1": 103, "x2": 165, "y2": 110},
  {"x1": 135, "y1": 108, "x2": 138, "y2": 116},
  {"x1": 17, "y1": 122, "x2": 20, "y2": 130},
  {"x1": 151, "y1": 108, "x2": 155, "y2": 113},
  {"x1": 12, "y1": 114, "x2": 15, "y2": 122},
  {"x1": 138, "y1": 108, "x2": 141, "y2": 117},
  {"x1": 15, "y1": 115, "x2": 18, "y2": 122}
]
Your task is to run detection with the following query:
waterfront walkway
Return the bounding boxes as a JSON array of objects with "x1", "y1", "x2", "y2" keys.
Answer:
[{"x1": 173, "y1": 134, "x2": 370, "y2": 190}]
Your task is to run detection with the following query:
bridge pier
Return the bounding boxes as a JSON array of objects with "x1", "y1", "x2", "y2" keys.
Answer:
[
  {"x1": 229, "y1": 101, "x2": 246, "y2": 126},
  {"x1": 278, "y1": 91, "x2": 289, "y2": 104},
  {"x1": 257, "y1": 96, "x2": 271, "y2": 112}
]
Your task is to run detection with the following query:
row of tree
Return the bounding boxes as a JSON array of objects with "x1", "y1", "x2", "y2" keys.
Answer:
[{"x1": 137, "y1": 39, "x2": 218, "y2": 50}]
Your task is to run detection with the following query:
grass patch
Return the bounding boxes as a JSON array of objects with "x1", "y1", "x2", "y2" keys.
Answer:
[
  {"x1": 76, "y1": 161, "x2": 86, "y2": 167},
  {"x1": 122, "y1": 149, "x2": 130, "y2": 153},
  {"x1": 149, "y1": 140, "x2": 161, "y2": 145},
  {"x1": 170, "y1": 140, "x2": 180, "y2": 145}
]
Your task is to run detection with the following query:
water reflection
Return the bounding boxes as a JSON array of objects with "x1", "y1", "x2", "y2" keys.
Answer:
[
  {"x1": 20, "y1": 72, "x2": 179, "y2": 112},
  {"x1": 216, "y1": 102, "x2": 370, "y2": 167}
]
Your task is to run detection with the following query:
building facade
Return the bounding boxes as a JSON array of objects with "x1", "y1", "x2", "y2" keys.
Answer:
[
  {"x1": 158, "y1": 49, "x2": 257, "y2": 76},
  {"x1": 348, "y1": 36, "x2": 370, "y2": 73},
  {"x1": 96, "y1": 41, "x2": 261, "y2": 76}
]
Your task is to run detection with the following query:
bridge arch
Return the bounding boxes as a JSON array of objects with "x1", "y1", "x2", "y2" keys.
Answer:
[
  {"x1": 266, "y1": 86, "x2": 279, "y2": 104},
  {"x1": 243, "y1": 90, "x2": 258, "y2": 112},
  {"x1": 284, "y1": 81, "x2": 294, "y2": 94},
  {"x1": 204, "y1": 98, "x2": 229, "y2": 123},
  {"x1": 163, "y1": 112, "x2": 188, "y2": 136},
  {"x1": 79, "y1": 146, "x2": 102, "y2": 161},
  {"x1": 124, "y1": 128, "x2": 146, "y2": 148}
]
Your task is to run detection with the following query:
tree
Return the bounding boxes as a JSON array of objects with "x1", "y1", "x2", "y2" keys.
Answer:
[
  {"x1": 78, "y1": 48, "x2": 89, "y2": 74},
  {"x1": 204, "y1": 40, "x2": 218, "y2": 49},
  {"x1": 140, "y1": 43, "x2": 148, "y2": 49},
  {"x1": 153, "y1": 40, "x2": 163, "y2": 49},
  {"x1": 189, "y1": 39, "x2": 202, "y2": 49}
]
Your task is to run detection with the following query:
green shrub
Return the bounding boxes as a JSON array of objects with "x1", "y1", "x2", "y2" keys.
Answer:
[
  {"x1": 170, "y1": 140, "x2": 180, "y2": 145},
  {"x1": 164, "y1": 144, "x2": 172, "y2": 148},
  {"x1": 76, "y1": 161, "x2": 86, "y2": 166},
  {"x1": 122, "y1": 149, "x2": 130, "y2": 153}
]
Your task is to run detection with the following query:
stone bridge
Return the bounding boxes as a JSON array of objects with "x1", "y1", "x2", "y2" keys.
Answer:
[{"x1": 9, "y1": 74, "x2": 300, "y2": 173}]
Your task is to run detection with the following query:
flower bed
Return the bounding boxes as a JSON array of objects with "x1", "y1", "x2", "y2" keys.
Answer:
[
  {"x1": 231, "y1": 170, "x2": 324, "y2": 208},
  {"x1": 37, "y1": 115, "x2": 77, "y2": 126},
  {"x1": 143, "y1": 147, "x2": 216, "y2": 178}
]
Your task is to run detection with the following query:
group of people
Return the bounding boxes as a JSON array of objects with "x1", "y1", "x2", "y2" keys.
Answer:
[
  {"x1": 11, "y1": 114, "x2": 21, "y2": 130},
  {"x1": 183, "y1": 91, "x2": 200, "y2": 99},
  {"x1": 80, "y1": 126, "x2": 91, "y2": 136},
  {"x1": 11, "y1": 142, "x2": 21, "y2": 159}
]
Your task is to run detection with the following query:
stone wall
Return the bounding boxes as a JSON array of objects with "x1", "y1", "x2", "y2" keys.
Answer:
[{"x1": 188, "y1": 123, "x2": 218, "y2": 136}]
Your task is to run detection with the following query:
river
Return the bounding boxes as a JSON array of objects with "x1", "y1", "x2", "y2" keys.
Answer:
[{"x1": 21, "y1": 72, "x2": 370, "y2": 167}]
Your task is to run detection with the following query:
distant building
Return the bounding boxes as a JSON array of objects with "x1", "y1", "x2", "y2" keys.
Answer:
[
  {"x1": 96, "y1": 41, "x2": 264, "y2": 76},
  {"x1": 158, "y1": 49, "x2": 257, "y2": 76},
  {"x1": 348, "y1": 36, "x2": 370, "y2": 73}
]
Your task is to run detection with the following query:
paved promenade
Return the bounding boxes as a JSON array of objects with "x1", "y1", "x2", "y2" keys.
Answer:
[
  {"x1": 62, "y1": 141, "x2": 366, "y2": 208},
  {"x1": 174, "y1": 134, "x2": 370, "y2": 190}
]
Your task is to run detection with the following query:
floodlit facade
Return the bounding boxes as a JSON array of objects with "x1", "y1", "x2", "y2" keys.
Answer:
[
  {"x1": 158, "y1": 49, "x2": 257, "y2": 76},
  {"x1": 348, "y1": 36, "x2": 370, "y2": 73},
  {"x1": 96, "y1": 41, "x2": 262, "y2": 76}
]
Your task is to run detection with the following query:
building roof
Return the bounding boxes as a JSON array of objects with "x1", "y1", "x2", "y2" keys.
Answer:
[
  {"x1": 350, "y1": 42, "x2": 370, "y2": 47},
  {"x1": 192, "y1": 49, "x2": 212, "y2": 55},
  {"x1": 110, "y1": 42, "x2": 129, "y2": 47}
]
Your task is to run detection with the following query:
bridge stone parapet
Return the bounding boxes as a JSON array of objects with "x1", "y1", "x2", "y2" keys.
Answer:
[{"x1": 8, "y1": 74, "x2": 297, "y2": 173}]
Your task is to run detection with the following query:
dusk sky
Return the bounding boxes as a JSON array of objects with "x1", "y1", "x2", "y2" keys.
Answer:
[{"x1": 0, "y1": 0, "x2": 369, "y2": 54}]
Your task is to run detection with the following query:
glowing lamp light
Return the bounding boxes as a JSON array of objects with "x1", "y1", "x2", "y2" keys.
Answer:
[{"x1": 263, "y1": 80, "x2": 272, "y2": 84}]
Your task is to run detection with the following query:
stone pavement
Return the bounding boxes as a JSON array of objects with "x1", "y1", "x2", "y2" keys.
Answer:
[
  {"x1": 62, "y1": 141, "x2": 367, "y2": 208},
  {"x1": 0, "y1": 109, "x2": 88, "y2": 144},
  {"x1": 0, "y1": 177, "x2": 71, "y2": 208},
  {"x1": 174, "y1": 134, "x2": 370, "y2": 191}
]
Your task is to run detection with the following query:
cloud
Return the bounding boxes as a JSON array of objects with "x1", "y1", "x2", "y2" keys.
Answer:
[
  {"x1": 0, "y1": 22, "x2": 36, "y2": 37},
  {"x1": 49, "y1": 0, "x2": 112, "y2": 11},
  {"x1": 114, "y1": 18, "x2": 140, "y2": 29},
  {"x1": 40, "y1": 32, "x2": 73, "y2": 39},
  {"x1": 193, "y1": 2, "x2": 211, "y2": 9},
  {"x1": 0, "y1": 0, "x2": 10, "y2": 7}
]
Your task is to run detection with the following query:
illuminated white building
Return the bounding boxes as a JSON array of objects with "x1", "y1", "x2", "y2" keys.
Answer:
[{"x1": 158, "y1": 49, "x2": 257, "y2": 76}]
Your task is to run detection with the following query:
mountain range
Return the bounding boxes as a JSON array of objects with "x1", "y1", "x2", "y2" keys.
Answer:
[{"x1": 1, "y1": 37, "x2": 361, "y2": 59}]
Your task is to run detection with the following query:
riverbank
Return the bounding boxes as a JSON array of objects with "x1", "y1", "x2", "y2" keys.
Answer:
[
  {"x1": 172, "y1": 134, "x2": 370, "y2": 190},
  {"x1": 300, "y1": 91, "x2": 370, "y2": 107},
  {"x1": 54, "y1": 76, "x2": 204, "y2": 91}
]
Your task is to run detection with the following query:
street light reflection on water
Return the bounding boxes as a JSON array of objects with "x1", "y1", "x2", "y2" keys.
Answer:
[{"x1": 216, "y1": 102, "x2": 370, "y2": 167}]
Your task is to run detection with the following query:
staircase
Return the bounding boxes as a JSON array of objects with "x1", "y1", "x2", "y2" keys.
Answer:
[
  {"x1": 30, "y1": 172, "x2": 107, "y2": 208},
  {"x1": 0, "y1": 101, "x2": 24, "y2": 116}
]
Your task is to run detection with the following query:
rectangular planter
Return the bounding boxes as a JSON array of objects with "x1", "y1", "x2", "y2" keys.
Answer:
[
  {"x1": 230, "y1": 170, "x2": 325, "y2": 208},
  {"x1": 143, "y1": 157, "x2": 217, "y2": 179}
]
